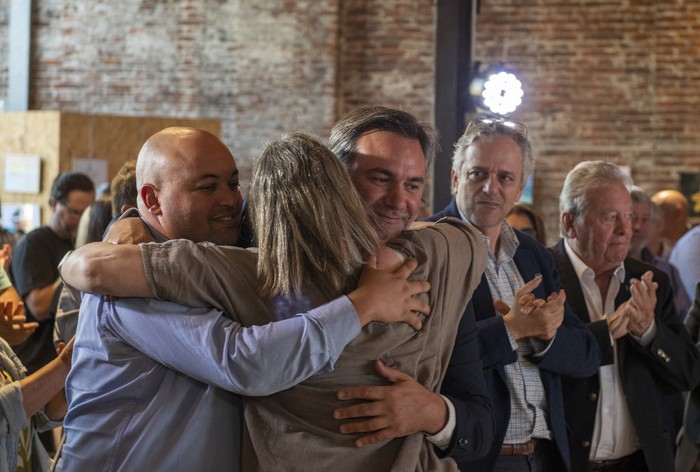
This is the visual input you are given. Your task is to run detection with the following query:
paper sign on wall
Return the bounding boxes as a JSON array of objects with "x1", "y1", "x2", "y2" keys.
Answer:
[
  {"x1": 3, "y1": 154, "x2": 41, "y2": 194},
  {"x1": 73, "y1": 158, "x2": 108, "y2": 188}
]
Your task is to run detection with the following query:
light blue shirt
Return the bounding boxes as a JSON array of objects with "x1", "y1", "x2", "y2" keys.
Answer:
[
  {"x1": 56, "y1": 293, "x2": 359, "y2": 472},
  {"x1": 669, "y1": 224, "x2": 700, "y2": 303}
]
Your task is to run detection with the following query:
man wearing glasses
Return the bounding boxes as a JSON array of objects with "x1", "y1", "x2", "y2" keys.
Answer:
[
  {"x1": 426, "y1": 117, "x2": 601, "y2": 471},
  {"x1": 9, "y1": 171, "x2": 95, "y2": 375}
]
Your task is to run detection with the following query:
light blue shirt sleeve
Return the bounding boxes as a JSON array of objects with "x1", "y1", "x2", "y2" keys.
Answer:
[
  {"x1": 103, "y1": 294, "x2": 360, "y2": 396},
  {"x1": 0, "y1": 266, "x2": 11, "y2": 291}
]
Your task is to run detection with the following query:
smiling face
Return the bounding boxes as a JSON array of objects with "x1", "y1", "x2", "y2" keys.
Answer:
[
  {"x1": 565, "y1": 181, "x2": 632, "y2": 275},
  {"x1": 453, "y1": 136, "x2": 524, "y2": 241},
  {"x1": 139, "y1": 129, "x2": 243, "y2": 245},
  {"x1": 347, "y1": 130, "x2": 426, "y2": 241}
]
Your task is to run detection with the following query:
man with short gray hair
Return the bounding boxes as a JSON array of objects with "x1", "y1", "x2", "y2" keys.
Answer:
[
  {"x1": 427, "y1": 116, "x2": 601, "y2": 472},
  {"x1": 550, "y1": 160, "x2": 698, "y2": 472}
]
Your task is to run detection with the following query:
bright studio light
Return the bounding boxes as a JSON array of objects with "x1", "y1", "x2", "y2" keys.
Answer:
[{"x1": 481, "y1": 71, "x2": 523, "y2": 115}]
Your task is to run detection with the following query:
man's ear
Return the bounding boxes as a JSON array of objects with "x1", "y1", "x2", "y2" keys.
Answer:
[
  {"x1": 49, "y1": 197, "x2": 58, "y2": 211},
  {"x1": 140, "y1": 185, "x2": 162, "y2": 216},
  {"x1": 451, "y1": 169, "x2": 459, "y2": 194},
  {"x1": 561, "y1": 211, "x2": 576, "y2": 238}
]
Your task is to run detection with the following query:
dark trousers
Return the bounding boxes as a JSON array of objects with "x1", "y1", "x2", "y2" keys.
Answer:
[{"x1": 587, "y1": 450, "x2": 647, "y2": 472}]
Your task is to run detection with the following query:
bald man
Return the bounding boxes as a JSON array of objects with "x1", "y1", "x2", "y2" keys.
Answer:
[
  {"x1": 651, "y1": 189, "x2": 690, "y2": 257},
  {"x1": 56, "y1": 128, "x2": 428, "y2": 472}
]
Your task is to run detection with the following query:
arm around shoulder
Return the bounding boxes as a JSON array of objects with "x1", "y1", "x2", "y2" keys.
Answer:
[{"x1": 59, "y1": 242, "x2": 151, "y2": 297}]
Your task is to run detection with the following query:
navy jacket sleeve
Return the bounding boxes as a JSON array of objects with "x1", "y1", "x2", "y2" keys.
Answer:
[{"x1": 439, "y1": 302, "x2": 495, "y2": 460}]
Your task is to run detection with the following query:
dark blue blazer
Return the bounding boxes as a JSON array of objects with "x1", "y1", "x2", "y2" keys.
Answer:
[
  {"x1": 427, "y1": 200, "x2": 602, "y2": 472},
  {"x1": 550, "y1": 240, "x2": 699, "y2": 472}
]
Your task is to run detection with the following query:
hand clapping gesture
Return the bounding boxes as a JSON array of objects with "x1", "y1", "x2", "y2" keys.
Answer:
[
  {"x1": 0, "y1": 300, "x2": 39, "y2": 346},
  {"x1": 497, "y1": 275, "x2": 566, "y2": 341}
]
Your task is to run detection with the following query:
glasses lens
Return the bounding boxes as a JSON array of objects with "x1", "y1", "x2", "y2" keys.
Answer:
[{"x1": 466, "y1": 117, "x2": 528, "y2": 137}]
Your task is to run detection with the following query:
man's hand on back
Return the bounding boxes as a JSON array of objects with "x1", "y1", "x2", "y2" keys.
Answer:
[{"x1": 333, "y1": 359, "x2": 447, "y2": 447}]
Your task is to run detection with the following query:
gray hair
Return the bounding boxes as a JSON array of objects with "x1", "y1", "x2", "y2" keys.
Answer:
[
  {"x1": 329, "y1": 105, "x2": 439, "y2": 170},
  {"x1": 630, "y1": 185, "x2": 652, "y2": 206},
  {"x1": 630, "y1": 186, "x2": 662, "y2": 222},
  {"x1": 559, "y1": 160, "x2": 633, "y2": 236},
  {"x1": 451, "y1": 119, "x2": 533, "y2": 189}
]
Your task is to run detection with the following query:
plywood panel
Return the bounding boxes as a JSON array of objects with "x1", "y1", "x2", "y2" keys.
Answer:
[
  {"x1": 0, "y1": 112, "x2": 220, "y2": 228},
  {"x1": 0, "y1": 111, "x2": 61, "y2": 225}
]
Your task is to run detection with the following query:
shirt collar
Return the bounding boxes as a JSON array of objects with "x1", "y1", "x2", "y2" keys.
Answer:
[
  {"x1": 456, "y1": 207, "x2": 519, "y2": 258},
  {"x1": 564, "y1": 238, "x2": 625, "y2": 284},
  {"x1": 118, "y1": 208, "x2": 169, "y2": 243}
]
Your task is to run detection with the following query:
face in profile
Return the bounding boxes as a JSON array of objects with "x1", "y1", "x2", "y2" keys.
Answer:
[{"x1": 347, "y1": 130, "x2": 426, "y2": 241}]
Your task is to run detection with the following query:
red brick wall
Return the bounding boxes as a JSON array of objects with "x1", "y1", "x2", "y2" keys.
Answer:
[
  {"x1": 337, "y1": 0, "x2": 435, "y2": 122},
  {"x1": 2, "y1": 0, "x2": 699, "y2": 238},
  {"x1": 0, "y1": 0, "x2": 437, "y2": 188},
  {"x1": 475, "y1": 0, "x2": 700, "y2": 240}
]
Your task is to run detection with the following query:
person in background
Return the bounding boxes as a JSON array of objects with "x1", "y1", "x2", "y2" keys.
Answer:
[
  {"x1": 677, "y1": 282, "x2": 700, "y2": 472},
  {"x1": 551, "y1": 160, "x2": 697, "y2": 472},
  {"x1": 427, "y1": 116, "x2": 601, "y2": 471},
  {"x1": 507, "y1": 202, "x2": 547, "y2": 246},
  {"x1": 0, "y1": 244, "x2": 72, "y2": 471},
  {"x1": 54, "y1": 160, "x2": 138, "y2": 349},
  {"x1": 8, "y1": 172, "x2": 94, "y2": 375},
  {"x1": 651, "y1": 189, "x2": 690, "y2": 258},
  {"x1": 8, "y1": 171, "x2": 93, "y2": 455},
  {"x1": 669, "y1": 222, "x2": 700, "y2": 308},
  {"x1": 109, "y1": 160, "x2": 138, "y2": 218},
  {"x1": 53, "y1": 194, "x2": 115, "y2": 350},
  {"x1": 628, "y1": 186, "x2": 691, "y2": 321}
]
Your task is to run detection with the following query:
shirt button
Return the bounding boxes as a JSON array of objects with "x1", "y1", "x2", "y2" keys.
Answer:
[
  {"x1": 588, "y1": 392, "x2": 598, "y2": 401},
  {"x1": 457, "y1": 438, "x2": 469, "y2": 447},
  {"x1": 582, "y1": 441, "x2": 591, "y2": 448}
]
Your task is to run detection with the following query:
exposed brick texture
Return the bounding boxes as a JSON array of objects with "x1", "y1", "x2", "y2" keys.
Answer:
[
  {"x1": 1, "y1": 0, "x2": 699, "y2": 241},
  {"x1": 475, "y1": 0, "x2": 700, "y2": 240}
]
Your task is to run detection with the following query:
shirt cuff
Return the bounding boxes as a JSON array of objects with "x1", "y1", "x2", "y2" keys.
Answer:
[
  {"x1": 530, "y1": 335, "x2": 556, "y2": 357},
  {"x1": 631, "y1": 319, "x2": 657, "y2": 346},
  {"x1": 503, "y1": 322, "x2": 519, "y2": 351},
  {"x1": 425, "y1": 395, "x2": 456, "y2": 450},
  {"x1": 305, "y1": 295, "x2": 361, "y2": 368},
  {"x1": 0, "y1": 266, "x2": 11, "y2": 291}
]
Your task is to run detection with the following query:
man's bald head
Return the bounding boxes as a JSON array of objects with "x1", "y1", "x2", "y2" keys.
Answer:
[
  {"x1": 135, "y1": 127, "x2": 243, "y2": 245},
  {"x1": 651, "y1": 189, "x2": 689, "y2": 243},
  {"x1": 136, "y1": 127, "x2": 221, "y2": 190}
]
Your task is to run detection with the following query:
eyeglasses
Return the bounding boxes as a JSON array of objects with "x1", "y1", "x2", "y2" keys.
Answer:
[
  {"x1": 61, "y1": 202, "x2": 86, "y2": 218},
  {"x1": 464, "y1": 116, "x2": 528, "y2": 138}
]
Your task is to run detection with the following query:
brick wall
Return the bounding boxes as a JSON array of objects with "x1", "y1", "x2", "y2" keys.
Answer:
[
  {"x1": 2, "y1": 0, "x2": 699, "y2": 240},
  {"x1": 475, "y1": 0, "x2": 700, "y2": 241},
  {"x1": 0, "y1": 0, "x2": 436, "y2": 188}
]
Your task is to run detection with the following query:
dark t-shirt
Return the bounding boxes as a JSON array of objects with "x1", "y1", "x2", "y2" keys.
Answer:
[{"x1": 9, "y1": 226, "x2": 73, "y2": 373}]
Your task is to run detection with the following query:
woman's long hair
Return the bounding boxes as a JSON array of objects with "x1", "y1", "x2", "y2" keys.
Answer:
[{"x1": 250, "y1": 132, "x2": 380, "y2": 299}]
